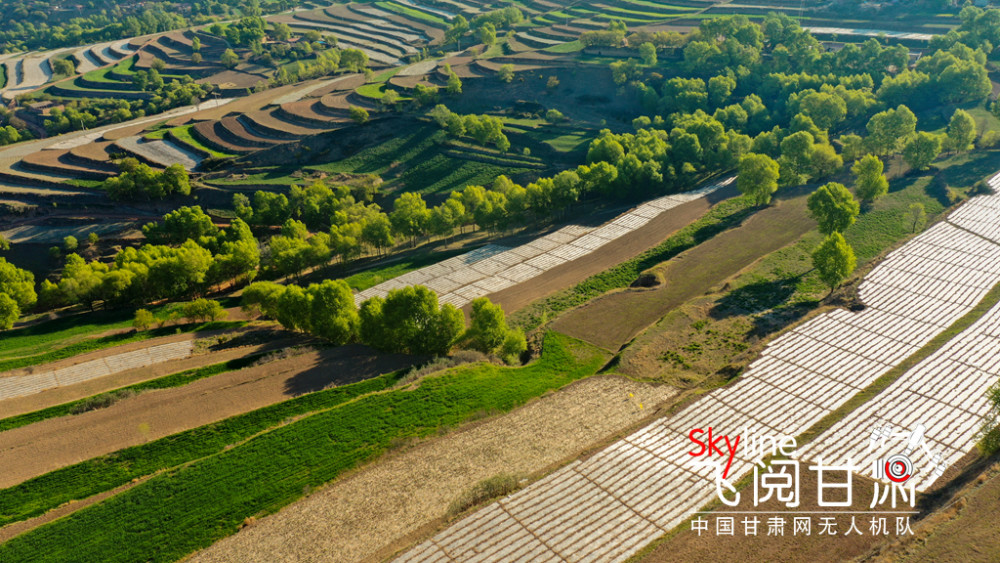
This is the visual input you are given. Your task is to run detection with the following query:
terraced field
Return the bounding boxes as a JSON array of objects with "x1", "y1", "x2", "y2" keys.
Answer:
[{"x1": 395, "y1": 172, "x2": 1000, "y2": 562}]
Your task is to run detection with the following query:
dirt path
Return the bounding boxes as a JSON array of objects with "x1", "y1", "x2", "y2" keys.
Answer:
[
  {"x1": 485, "y1": 185, "x2": 738, "y2": 316},
  {"x1": 551, "y1": 192, "x2": 815, "y2": 350},
  {"x1": 187, "y1": 376, "x2": 678, "y2": 563},
  {"x1": 0, "y1": 345, "x2": 416, "y2": 488}
]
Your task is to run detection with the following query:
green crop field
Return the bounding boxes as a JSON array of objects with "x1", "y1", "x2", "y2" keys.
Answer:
[
  {"x1": 0, "y1": 332, "x2": 607, "y2": 562},
  {"x1": 170, "y1": 124, "x2": 236, "y2": 159},
  {"x1": 344, "y1": 247, "x2": 473, "y2": 290},
  {"x1": 375, "y1": 1, "x2": 448, "y2": 27}
]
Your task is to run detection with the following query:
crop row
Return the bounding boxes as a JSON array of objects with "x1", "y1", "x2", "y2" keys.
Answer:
[{"x1": 0, "y1": 333, "x2": 606, "y2": 563}]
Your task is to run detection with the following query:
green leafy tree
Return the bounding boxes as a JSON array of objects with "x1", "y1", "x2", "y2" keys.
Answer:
[
  {"x1": 866, "y1": 105, "x2": 917, "y2": 155},
  {"x1": 349, "y1": 105, "x2": 369, "y2": 124},
  {"x1": 0, "y1": 257, "x2": 37, "y2": 313},
  {"x1": 220, "y1": 48, "x2": 239, "y2": 69},
  {"x1": 737, "y1": 152, "x2": 780, "y2": 206},
  {"x1": 639, "y1": 42, "x2": 657, "y2": 66},
  {"x1": 478, "y1": 22, "x2": 497, "y2": 46},
  {"x1": 807, "y1": 182, "x2": 860, "y2": 235},
  {"x1": 182, "y1": 298, "x2": 227, "y2": 323},
  {"x1": 0, "y1": 293, "x2": 18, "y2": 330},
  {"x1": 908, "y1": 202, "x2": 927, "y2": 233},
  {"x1": 468, "y1": 297, "x2": 509, "y2": 354},
  {"x1": 498, "y1": 64, "x2": 514, "y2": 83},
  {"x1": 852, "y1": 154, "x2": 889, "y2": 203},
  {"x1": 63, "y1": 235, "x2": 78, "y2": 252},
  {"x1": 445, "y1": 65, "x2": 463, "y2": 94},
  {"x1": 812, "y1": 232, "x2": 857, "y2": 293},
  {"x1": 359, "y1": 285, "x2": 464, "y2": 355},
  {"x1": 133, "y1": 309, "x2": 154, "y2": 331},
  {"x1": 307, "y1": 280, "x2": 358, "y2": 345},
  {"x1": 946, "y1": 109, "x2": 976, "y2": 153},
  {"x1": 87, "y1": 232, "x2": 99, "y2": 246},
  {"x1": 902, "y1": 132, "x2": 943, "y2": 170}
]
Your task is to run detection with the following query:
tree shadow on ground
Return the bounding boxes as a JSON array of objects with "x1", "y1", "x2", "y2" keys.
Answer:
[
  {"x1": 282, "y1": 344, "x2": 421, "y2": 396},
  {"x1": 710, "y1": 276, "x2": 801, "y2": 320}
]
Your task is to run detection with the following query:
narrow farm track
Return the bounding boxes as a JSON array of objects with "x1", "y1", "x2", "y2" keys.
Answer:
[
  {"x1": 394, "y1": 175, "x2": 1000, "y2": 563},
  {"x1": 0, "y1": 345, "x2": 418, "y2": 488}
]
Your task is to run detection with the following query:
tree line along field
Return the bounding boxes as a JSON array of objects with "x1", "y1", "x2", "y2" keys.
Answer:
[{"x1": 5, "y1": 2, "x2": 1000, "y2": 562}]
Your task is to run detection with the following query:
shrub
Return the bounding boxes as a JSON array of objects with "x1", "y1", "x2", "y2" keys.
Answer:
[
  {"x1": 182, "y1": 299, "x2": 227, "y2": 323},
  {"x1": 447, "y1": 474, "x2": 521, "y2": 516},
  {"x1": 133, "y1": 309, "x2": 154, "y2": 331}
]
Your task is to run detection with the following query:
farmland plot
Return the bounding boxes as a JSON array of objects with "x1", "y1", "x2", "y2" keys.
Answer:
[
  {"x1": 395, "y1": 184, "x2": 1000, "y2": 562},
  {"x1": 355, "y1": 178, "x2": 732, "y2": 308}
]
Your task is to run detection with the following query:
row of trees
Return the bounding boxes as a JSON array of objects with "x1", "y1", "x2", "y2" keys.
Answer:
[
  {"x1": 39, "y1": 210, "x2": 259, "y2": 311},
  {"x1": 428, "y1": 105, "x2": 510, "y2": 151},
  {"x1": 242, "y1": 281, "x2": 526, "y2": 362},
  {"x1": 103, "y1": 159, "x2": 191, "y2": 201}
]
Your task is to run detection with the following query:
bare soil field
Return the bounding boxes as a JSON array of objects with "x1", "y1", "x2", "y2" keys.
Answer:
[
  {"x1": 486, "y1": 185, "x2": 738, "y2": 316},
  {"x1": 188, "y1": 376, "x2": 678, "y2": 563},
  {"x1": 550, "y1": 191, "x2": 815, "y2": 351},
  {"x1": 0, "y1": 344, "x2": 417, "y2": 488}
]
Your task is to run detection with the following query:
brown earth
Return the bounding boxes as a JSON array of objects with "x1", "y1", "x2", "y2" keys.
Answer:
[
  {"x1": 550, "y1": 190, "x2": 815, "y2": 351},
  {"x1": 188, "y1": 376, "x2": 678, "y2": 563},
  {"x1": 0, "y1": 344, "x2": 417, "y2": 488},
  {"x1": 487, "y1": 184, "x2": 738, "y2": 317}
]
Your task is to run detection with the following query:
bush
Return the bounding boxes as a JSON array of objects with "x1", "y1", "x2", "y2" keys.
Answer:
[
  {"x1": 448, "y1": 474, "x2": 521, "y2": 516},
  {"x1": 979, "y1": 130, "x2": 1000, "y2": 149},
  {"x1": 182, "y1": 299, "x2": 227, "y2": 323},
  {"x1": 133, "y1": 309, "x2": 154, "y2": 331},
  {"x1": 62, "y1": 236, "x2": 78, "y2": 252},
  {"x1": 500, "y1": 328, "x2": 527, "y2": 365}
]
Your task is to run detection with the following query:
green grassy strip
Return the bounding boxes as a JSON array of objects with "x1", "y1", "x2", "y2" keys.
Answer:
[
  {"x1": 0, "y1": 365, "x2": 404, "y2": 528},
  {"x1": 0, "y1": 333, "x2": 607, "y2": 562},
  {"x1": 170, "y1": 124, "x2": 235, "y2": 159},
  {"x1": 0, "y1": 320, "x2": 245, "y2": 373},
  {"x1": 0, "y1": 352, "x2": 270, "y2": 433},
  {"x1": 0, "y1": 64, "x2": 6, "y2": 89},
  {"x1": 375, "y1": 0, "x2": 448, "y2": 27},
  {"x1": 344, "y1": 247, "x2": 474, "y2": 291},
  {"x1": 514, "y1": 193, "x2": 752, "y2": 329}
]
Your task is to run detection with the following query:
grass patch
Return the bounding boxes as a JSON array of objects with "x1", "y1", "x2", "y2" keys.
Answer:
[
  {"x1": 0, "y1": 352, "x2": 269, "y2": 433},
  {"x1": 0, "y1": 332, "x2": 607, "y2": 561},
  {"x1": 376, "y1": 0, "x2": 448, "y2": 27},
  {"x1": 356, "y1": 81, "x2": 388, "y2": 99},
  {"x1": 344, "y1": 247, "x2": 474, "y2": 290},
  {"x1": 170, "y1": 124, "x2": 236, "y2": 159},
  {"x1": 66, "y1": 178, "x2": 104, "y2": 188},
  {"x1": 542, "y1": 130, "x2": 592, "y2": 152},
  {"x1": 544, "y1": 40, "x2": 585, "y2": 53}
]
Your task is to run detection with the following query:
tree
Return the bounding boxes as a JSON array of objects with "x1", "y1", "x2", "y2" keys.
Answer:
[
  {"x1": 478, "y1": 22, "x2": 496, "y2": 46},
  {"x1": 546, "y1": 76, "x2": 560, "y2": 90},
  {"x1": 87, "y1": 231, "x2": 100, "y2": 246},
  {"x1": 0, "y1": 292, "x2": 18, "y2": 330},
  {"x1": 340, "y1": 48, "x2": 369, "y2": 72},
  {"x1": 908, "y1": 202, "x2": 927, "y2": 233},
  {"x1": 63, "y1": 235, "x2": 78, "y2": 252},
  {"x1": 182, "y1": 298, "x2": 228, "y2": 323},
  {"x1": 133, "y1": 309, "x2": 154, "y2": 331},
  {"x1": 445, "y1": 15, "x2": 469, "y2": 48},
  {"x1": 839, "y1": 134, "x2": 866, "y2": 162},
  {"x1": 191, "y1": 52, "x2": 203, "y2": 65},
  {"x1": 866, "y1": 105, "x2": 917, "y2": 155},
  {"x1": 359, "y1": 285, "x2": 464, "y2": 355},
  {"x1": 946, "y1": 109, "x2": 976, "y2": 153},
  {"x1": 221, "y1": 48, "x2": 239, "y2": 69},
  {"x1": 349, "y1": 105, "x2": 369, "y2": 124},
  {"x1": 445, "y1": 65, "x2": 462, "y2": 94},
  {"x1": 390, "y1": 192, "x2": 430, "y2": 243},
  {"x1": 737, "y1": 153, "x2": 780, "y2": 206},
  {"x1": 307, "y1": 280, "x2": 358, "y2": 345},
  {"x1": 778, "y1": 131, "x2": 815, "y2": 185},
  {"x1": 812, "y1": 232, "x2": 856, "y2": 293},
  {"x1": 902, "y1": 132, "x2": 943, "y2": 170},
  {"x1": 807, "y1": 182, "x2": 859, "y2": 235},
  {"x1": 498, "y1": 64, "x2": 514, "y2": 83},
  {"x1": 52, "y1": 57, "x2": 75, "y2": 76},
  {"x1": 468, "y1": 297, "x2": 509, "y2": 354},
  {"x1": 639, "y1": 42, "x2": 657, "y2": 66},
  {"x1": 545, "y1": 109, "x2": 564, "y2": 122},
  {"x1": 852, "y1": 154, "x2": 889, "y2": 203},
  {"x1": 191, "y1": 36, "x2": 201, "y2": 52},
  {"x1": 150, "y1": 57, "x2": 166, "y2": 72}
]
